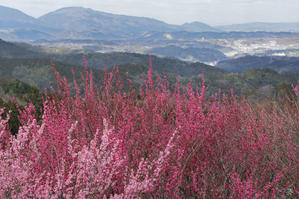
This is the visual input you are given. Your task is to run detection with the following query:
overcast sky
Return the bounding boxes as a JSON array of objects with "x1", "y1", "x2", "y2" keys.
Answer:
[{"x1": 0, "y1": 0, "x2": 299, "y2": 25}]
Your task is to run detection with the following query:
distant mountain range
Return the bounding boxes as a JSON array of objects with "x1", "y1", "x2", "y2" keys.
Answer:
[
  {"x1": 38, "y1": 7, "x2": 177, "y2": 36},
  {"x1": 217, "y1": 22, "x2": 299, "y2": 33},
  {"x1": 1, "y1": 5, "x2": 299, "y2": 41},
  {"x1": 181, "y1": 22, "x2": 220, "y2": 32},
  {"x1": 0, "y1": 6, "x2": 219, "y2": 41},
  {"x1": 0, "y1": 5, "x2": 37, "y2": 29}
]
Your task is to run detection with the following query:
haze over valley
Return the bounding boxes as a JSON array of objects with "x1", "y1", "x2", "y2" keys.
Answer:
[
  {"x1": 0, "y1": 4, "x2": 298, "y2": 99},
  {"x1": 1, "y1": 6, "x2": 299, "y2": 63}
]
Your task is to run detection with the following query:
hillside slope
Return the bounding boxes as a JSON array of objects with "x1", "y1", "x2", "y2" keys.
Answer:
[{"x1": 216, "y1": 55, "x2": 299, "y2": 73}]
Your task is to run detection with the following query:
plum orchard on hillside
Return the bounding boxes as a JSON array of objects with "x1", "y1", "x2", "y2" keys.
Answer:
[{"x1": 0, "y1": 57, "x2": 297, "y2": 198}]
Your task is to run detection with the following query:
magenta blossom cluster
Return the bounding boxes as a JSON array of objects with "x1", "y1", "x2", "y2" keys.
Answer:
[{"x1": 0, "y1": 58, "x2": 297, "y2": 198}]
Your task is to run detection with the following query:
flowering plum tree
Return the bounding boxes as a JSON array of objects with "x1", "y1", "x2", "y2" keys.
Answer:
[{"x1": 0, "y1": 57, "x2": 297, "y2": 198}]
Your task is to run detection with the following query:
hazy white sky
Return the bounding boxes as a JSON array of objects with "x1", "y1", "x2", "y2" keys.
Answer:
[{"x1": 0, "y1": 0, "x2": 299, "y2": 25}]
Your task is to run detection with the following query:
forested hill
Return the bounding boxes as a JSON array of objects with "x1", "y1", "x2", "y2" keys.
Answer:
[{"x1": 0, "y1": 38, "x2": 297, "y2": 98}]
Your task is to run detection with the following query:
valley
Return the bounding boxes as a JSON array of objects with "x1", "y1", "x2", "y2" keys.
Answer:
[
  {"x1": 31, "y1": 32, "x2": 299, "y2": 64},
  {"x1": 0, "y1": 5, "x2": 297, "y2": 100},
  {"x1": 1, "y1": 5, "x2": 299, "y2": 64}
]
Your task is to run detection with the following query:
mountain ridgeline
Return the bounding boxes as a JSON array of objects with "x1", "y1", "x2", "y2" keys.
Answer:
[
  {"x1": 0, "y1": 6, "x2": 220, "y2": 41},
  {"x1": 0, "y1": 39, "x2": 297, "y2": 100},
  {"x1": 217, "y1": 22, "x2": 299, "y2": 32},
  {"x1": 1, "y1": 5, "x2": 299, "y2": 41}
]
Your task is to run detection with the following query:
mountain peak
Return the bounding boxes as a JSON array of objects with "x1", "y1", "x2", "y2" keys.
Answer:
[
  {"x1": 39, "y1": 7, "x2": 99, "y2": 18},
  {"x1": 37, "y1": 6, "x2": 175, "y2": 34},
  {"x1": 47, "y1": 7, "x2": 97, "y2": 14},
  {"x1": 183, "y1": 21, "x2": 208, "y2": 26},
  {"x1": 0, "y1": 5, "x2": 35, "y2": 22},
  {"x1": 181, "y1": 21, "x2": 219, "y2": 32}
]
